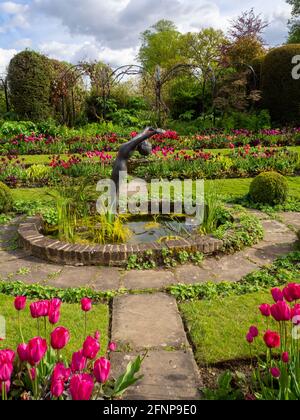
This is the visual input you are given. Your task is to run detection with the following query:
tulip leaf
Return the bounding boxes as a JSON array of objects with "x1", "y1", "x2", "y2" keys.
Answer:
[{"x1": 112, "y1": 355, "x2": 144, "y2": 397}]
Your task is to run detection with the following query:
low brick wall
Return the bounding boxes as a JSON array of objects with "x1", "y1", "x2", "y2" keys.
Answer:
[{"x1": 18, "y1": 216, "x2": 223, "y2": 267}]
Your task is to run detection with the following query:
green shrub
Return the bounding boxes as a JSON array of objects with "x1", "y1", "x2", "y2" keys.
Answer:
[
  {"x1": 0, "y1": 181, "x2": 13, "y2": 213},
  {"x1": 262, "y1": 45, "x2": 300, "y2": 123},
  {"x1": 249, "y1": 171, "x2": 289, "y2": 205},
  {"x1": 7, "y1": 51, "x2": 53, "y2": 121}
]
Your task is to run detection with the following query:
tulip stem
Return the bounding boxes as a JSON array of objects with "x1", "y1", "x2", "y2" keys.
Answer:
[
  {"x1": 2, "y1": 382, "x2": 6, "y2": 401},
  {"x1": 18, "y1": 311, "x2": 25, "y2": 344},
  {"x1": 84, "y1": 312, "x2": 87, "y2": 338},
  {"x1": 44, "y1": 317, "x2": 47, "y2": 339}
]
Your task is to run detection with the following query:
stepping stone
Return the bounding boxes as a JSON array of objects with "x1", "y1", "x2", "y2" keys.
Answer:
[
  {"x1": 111, "y1": 350, "x2": 201, "y2": 400},
  {"x1": 122, "y1": 270, "x2": 175, "y2": 290},
  {"x1": 174, "y1": 264, "x2": 215, "y2": 284},
  {"x1": 279, "y1": 212, "x2": 300, "y2": 231},
  {"x1": 111, "y1": 293, "x2": 188, "y2": 350}
]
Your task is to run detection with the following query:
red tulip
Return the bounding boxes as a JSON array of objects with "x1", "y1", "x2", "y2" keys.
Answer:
[
  {"x1": 93, "y1": 357, "x2": 111, "y2": 384},
  {"x1": 71, "y1": 349, "x2": 87, "y2": 373},
  {"x1": 249, "y1": 326, "x2": 258, "y2": 338},
  {"x1": 83, "y1": 336, "x2": 100, "y2": 360},
  {"x1": 27, "y1": 337, "x2": 47, "y2": 366},
  {"x1": 0, "y1": 350, "x2": 15, "y2": 382},
  {"x1": 17, "y1": 343, "x2": 28, "y2": 362},
  {"x1": 81, "y1": 298, "x2": 92, "y2": 312},
  {"x1": 246, "y1": 333, "x2": 254, "y2": 344},
  {"x1": 282, "y1": 352, "x2": 289, "y2": 363},
  {"x1": 271, "y1": 288, "x2": 284, "y2": 303},
  {"x1": 14, "y1": 296, "x2": 26, "y2": 311},
  {"x1": 270, "y1": 367, "x2": 281, "y2": 378},
  {"x1": 259, "y1": 304, "x2": 271, "y2": 317},
  {"x1": 271, "y1": 301, "x2": 291, "y2": 322},
  {"x1": 51, "y1": 327, "x2": 70, "y2": 350},
  {"x1": 70, "y1": 373, "x2": 94, "y2": 401},
  {"x1": 264, "y1": 330, "x2": 280, "y2": 349},
  {"x1": 108, "y1": 342, "x2": 117, "y2": 352}
]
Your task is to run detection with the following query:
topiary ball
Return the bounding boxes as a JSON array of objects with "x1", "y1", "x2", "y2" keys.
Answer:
[
  {"x1": 249, "y1": 171, "x2": 289, "y2": 206},
  {"x1": 0, "y1": 181, "x2": 13, "y2": 213}
]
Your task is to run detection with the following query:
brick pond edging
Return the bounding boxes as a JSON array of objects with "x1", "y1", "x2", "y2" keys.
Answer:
[{"x1": 17, "y1": 216, "x2": 223, "y2": 267}]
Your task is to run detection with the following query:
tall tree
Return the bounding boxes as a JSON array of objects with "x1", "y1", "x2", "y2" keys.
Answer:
[
  {"x1": 287, "y1": 0, "x2": 300, "y2": 43},
  {"x1": 138, "y1": 20, "x2": 185, "y2": 72}
]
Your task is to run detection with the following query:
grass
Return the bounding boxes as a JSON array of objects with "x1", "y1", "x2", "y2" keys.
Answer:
[
  {"x1": 0, "y1": 294, "x2": 109, "y2": 359},
  {"x1": 180, "y1": 291, "x2": 277, "y2": 365}
]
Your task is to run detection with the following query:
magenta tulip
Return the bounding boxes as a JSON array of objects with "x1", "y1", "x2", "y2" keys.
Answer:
[
  {"x1": 49, "y1": 309, "x2": 60, "y2": 325},
  {"x1": 51, "y1": 363, "x2": 70, "y2": 398},
  {"x1": 81, "y1": 298, "x2": 92, "y2": 312},
  {"x1": 271, "y1": 288, "x2": 284, "y2": 303},
  {"x1": 83, "y1": 336, "x2": 100, "y2": 360},
  {"x1": 70, "y1": 373, "x2": 94, "y2": 401},
  {"x1": 271, "y1": 301, "x2": 291, "y2": 322},
  {"x1": 108, "y1": 342, "x2": 117, "y2": 352},
  {"x1": 246, "y1": 333, "x2": 254, "y2": 344},
  {"x1": 94, "y1": 331, "x2": 100, "y2": 341},
  {"x1": 51, "y1": 327, "x2": 70, "y2": 350},
  {"x1": 283, "y1": 284, "x2": 300, "y2": 302},
  {"x1": 259, "y1": 304, "x2": 271, "y2": 317},
  {"x1": 0, "y1": 350, "x2": 15, "y2": 382},
  {"x1": 264, "y1": 331, "x2": 280, "y2": 349},
  {"x1": 14, "y1": 296, "x2": 26, "y2": 311},
  {"x1": 17, "y1": 343, "x2": 28, "y2": 362},
  {"x1": 249, "y1": 326, "x2": 258, "y2": 338},
  {"x1": 51, "y1": 378, "x2": 64, "y2": 398},
  {"x1": 93, "y1": 357, "x2": 111, "y2": 384},
  {"x1": 282, "y1": 352, "x2": 289, "y2": 363},
  {"x1": 71, "y1": 350, "x2": 87, "y2": 373},
  {"x1": 27, "y1": 337, "x2": 47, "y2": 366},
  {"x1": 270, "y1": 367, "x2": 281, "y2": 378},
  {"x1": 30, "y1": 300, "x2": 50, "y2": 319}
]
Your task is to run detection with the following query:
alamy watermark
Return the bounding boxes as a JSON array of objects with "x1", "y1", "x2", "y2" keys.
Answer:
[
  {"x1": 0, "y1": 315, "x2": 5, "y2": 340},
  {"x1": 292, "y1": 55, "x2": 300, "y2": 80},
  {"x1": 96, "y1": 173, "x2": 205, "y2": 226}
]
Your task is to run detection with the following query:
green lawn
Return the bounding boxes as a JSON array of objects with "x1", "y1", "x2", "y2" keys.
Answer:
[
  {"x1": 0, "y1": 294, "x2": 109, "y2": 359},
  {"x1": 180, "y1": 291, "x2": 277, "y2": 365}
]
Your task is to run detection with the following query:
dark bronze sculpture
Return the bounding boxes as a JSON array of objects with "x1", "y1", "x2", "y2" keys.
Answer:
[{"x1": 111, "y1": 127, "x2": 165, "y2": 193}]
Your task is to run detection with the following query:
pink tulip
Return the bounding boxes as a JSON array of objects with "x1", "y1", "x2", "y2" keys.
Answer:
[
  {"x1": 49, "y1": 309, "x2": 60, "y2": 325},
  {"x1": 108, "y1": 342, "x2": 117, "y2": 352},
  {"x1": 30, "y1": 301, "x2": 50, "y2": 319},
  {"x1": 14, "y1": 296, "x2": 26, "y2": 311},
  {"x1": 271, "y1": 301, "x2": 291, "y2": 322},
  {"x1": 271, "y1": 288, "x2": 284, "y2": 303},
  {"x1": 283, "y1": 284, "x2": 300, "y2": 302},
  {"x1": 282, "y1": 352, "x2": 289, "y2": 363},
  {"x1": 259, "y1": 304, "x2": 271, "y2": 317},
  {"x1": 70, "y1": 373, "x2": 94, "y2": 401},
  {"x1": 51, "y1": 327, "x2": 70, "y2": 350},
  {"x1": 51, "y1": 363, "x2": 70, "y2": 398},
  {"x1": 27, "y1": 337, "x2": 47, "y2": 366},
  {"x1": 0, "y1": 350, "x2": 15, "y2": 382},
  {"x1": 81, "y1": 298, "x2": 92, "y2": 312},
  {"x1": 93, "y1": 358, "x2": 111, "y2": 384},
  {"x1": 51, "y1": 378, "x2": 64, "y2": 398},
  {"x1": 83, "y1": 336, "x2": 100, "y2": 360},
  {"x1": 71, "y1": 350, "x2": 87, "y2": 373},
  {"x1": 17, "y1": 343, "x2": 28, "y2": 362},
  {"x1": 270, "y1": 367, "x2": 281, "y2": 378},
  {"x1": 264, "y1": 331, "x2": 280, "y2": 349},
  {"x1": 249, "y1": 326, "x2": 258, "y2": 338}
]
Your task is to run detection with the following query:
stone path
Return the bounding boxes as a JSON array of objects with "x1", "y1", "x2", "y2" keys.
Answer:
[{"x1": 0, "y1": 211, "x2": 299, "y2": 399}]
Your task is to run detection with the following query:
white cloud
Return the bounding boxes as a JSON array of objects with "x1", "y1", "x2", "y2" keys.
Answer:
[
  {"x1": 0, "y1": 48, "x2": 17, "y2": 73},
  {"x1": 0, "y1": 1, "x2": 29, "y2": 14}
]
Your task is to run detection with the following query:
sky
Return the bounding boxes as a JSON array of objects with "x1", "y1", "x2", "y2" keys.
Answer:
[{"x1": 0, "y1": 0, "x2": 292, "y2": 73}]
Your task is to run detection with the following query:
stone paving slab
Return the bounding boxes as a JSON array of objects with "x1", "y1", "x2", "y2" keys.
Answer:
[
  {"x1": 122, "y1": 269, "x2": 175, "y2": 290},
  {"x1": 112, "y1": 293, "x2": 188, "y2": 350},
  {"x1": 111, "y1": 350, "x2": 201, "y2": 400},
  {"x1": 279, "y1": 212, "x2": 300, "y2": 231}
]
